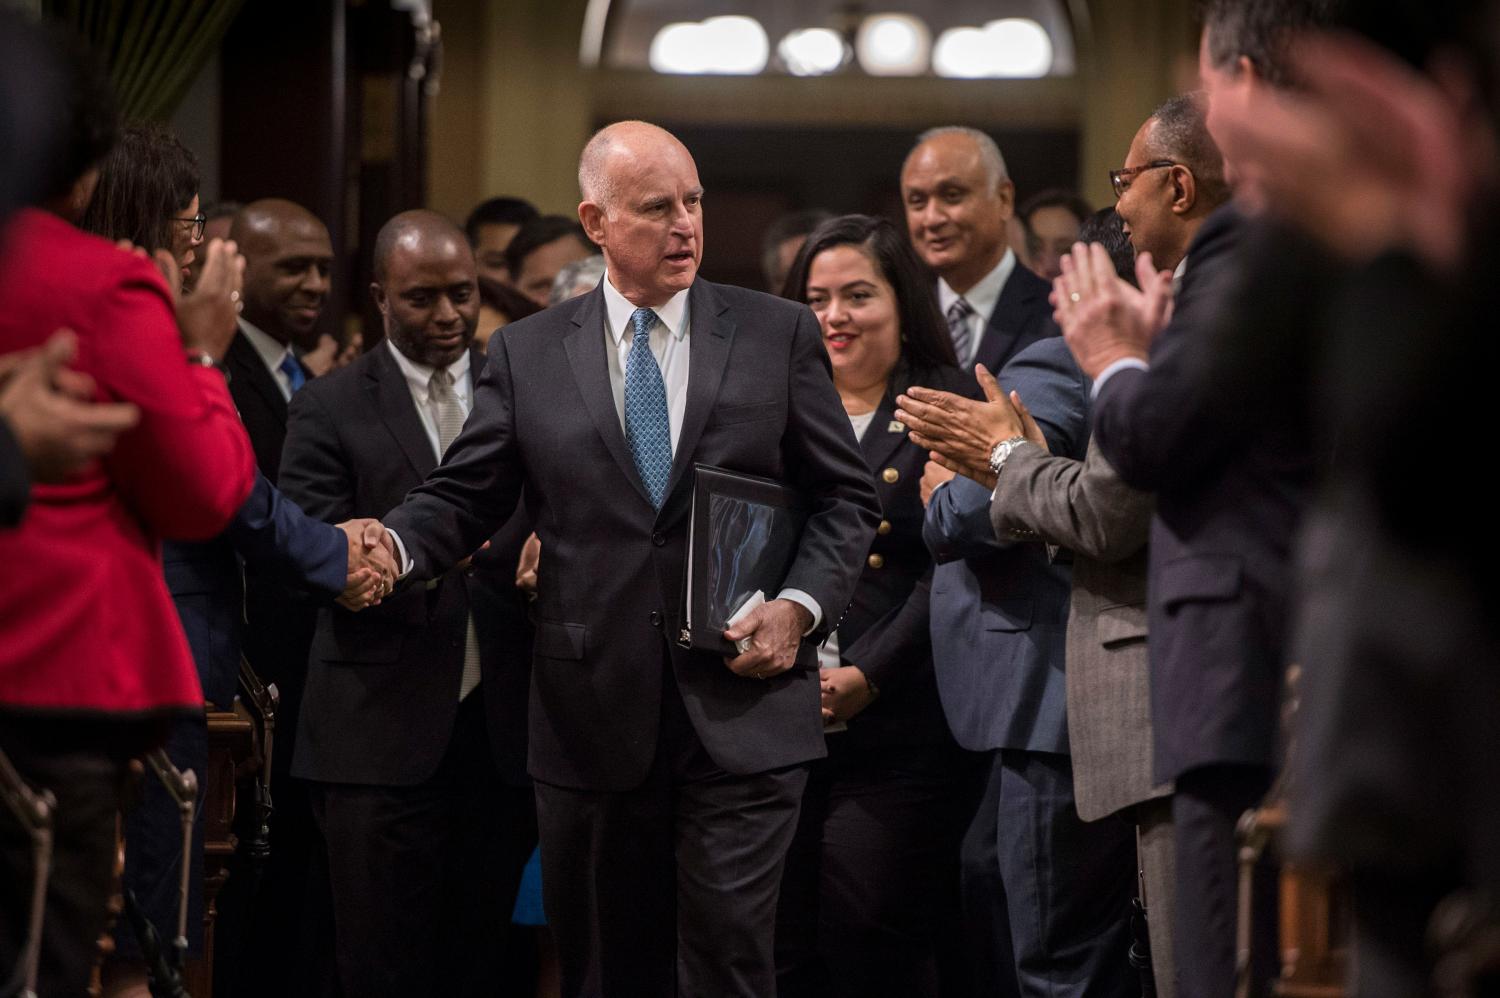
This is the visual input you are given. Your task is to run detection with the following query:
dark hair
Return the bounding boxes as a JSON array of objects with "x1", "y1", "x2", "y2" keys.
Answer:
[
  {"x1": 760, "y1": 209, "x2": 833, "y2": 290},
  {"x1": 80, "y1": 123, "x2": 198, "y2": 253},
  {"x1": 33, "y1": 23, "x2": 118, "y2": 203},
  {"x1": 478, "y1": 275, "x2": 543, "y2": 323},
  {"x1": 503, "y1": 214, "x2": 596, "y2": 278},
  {"x1": 781, "y1": 214, "x2": 958, "y2": 372},
  {"x1": 1078, "y1": 208, "x2": 1138, "y2": 287},
  {"x1": 1018, "y1": 189, "x2": 1092, "y2": 229},
  {"x1": 1148, "y1": 93, "x2": 1229, "y2": 210},
  {"x1": 1200, "y1": 0, "x2": 1343, "y2": 87},
  {"x1": 204, "y1": 199, "x2": 242, "y2": 223},
  {"x1": 464, "y1": 196, "x2": 539, "y2": 246}
]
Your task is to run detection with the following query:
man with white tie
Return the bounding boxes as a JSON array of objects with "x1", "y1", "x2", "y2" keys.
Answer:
[{"x1": 278, "y1": 210, "x2": 536, "y2": 998}]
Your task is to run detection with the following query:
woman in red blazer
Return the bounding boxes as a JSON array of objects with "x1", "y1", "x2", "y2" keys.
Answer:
[{"x1": 0, "y1": 40, "x2": 254, "y2": 996}]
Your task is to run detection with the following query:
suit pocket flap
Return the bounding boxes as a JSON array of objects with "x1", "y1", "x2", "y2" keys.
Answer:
[
  {"x1": 1157, "y1": 555, "x2": 1243, "y2": 608},
  {"x1": 534, "y1": 620, "x2": 586, "y2": 660},
  {"x1": 980, "y1": 597, "x2": 1032, "y2": 633},
  {"x1": 1097, "y1": 603, "x2": 1148, "y2": 648}
]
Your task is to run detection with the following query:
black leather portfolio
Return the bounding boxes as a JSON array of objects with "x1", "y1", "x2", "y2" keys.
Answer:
[{"x1": 678, "y1": 464, "x2": 809, "y2": 656}]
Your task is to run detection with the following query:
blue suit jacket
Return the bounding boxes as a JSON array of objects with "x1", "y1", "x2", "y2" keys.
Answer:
[
  {"x1": 925, "y1": 337, "x2": 1090, "y2": 754},
  {"x1": 164, "y1": 470, "x2": 346, "y2": 708}
]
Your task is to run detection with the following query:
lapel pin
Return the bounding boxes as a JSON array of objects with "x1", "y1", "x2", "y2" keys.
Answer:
[{"x1": 888, "y1": 420, "x2": 905, "y2": 433}]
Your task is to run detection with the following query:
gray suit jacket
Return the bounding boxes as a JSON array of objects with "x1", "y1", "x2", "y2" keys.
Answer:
[{"x1": 990, "y1": 437, "x2": 1171, "y2": 820}]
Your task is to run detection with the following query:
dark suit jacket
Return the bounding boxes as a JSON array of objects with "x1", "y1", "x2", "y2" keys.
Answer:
[
  {"x1": 969, "y1": 260, "x2": 1057, "y2": 376},
  {"x1": 833, "y1": 362, "x2": 973, "y2": 752},
  {"x1": 224, "y1": 328, "x2": 302, "y2": 485},
  {"x1": 163, "y1": 472, "x2": 346, "y2": 709},
  {"x1": 925, "y1": 337, "x2": 1090, "y2": 755},
  {"x1": 1091, "y1": 206, "x2": 1313, "y2": 784},
  {"x1": 383, "y1": 279, "x2": 881, "y2": 792},
  {"x1": 279, "y1": 343, "x2": 532, "y2": 787}
]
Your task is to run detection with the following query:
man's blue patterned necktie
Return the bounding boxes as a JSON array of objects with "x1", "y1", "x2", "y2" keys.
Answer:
[
  {"x1": 624, "y1": 307, "x2": 672, "y2": 508},
  {"x1": 279, "y1": 352, "x2": 306, "y2": 394}
]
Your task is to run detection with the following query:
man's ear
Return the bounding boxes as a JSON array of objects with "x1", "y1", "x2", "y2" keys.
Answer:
[
  {"x1": 578, "y1": 201, "x2": 606, "y2": 247},
  {"x1": 369, "y1": 281, "x2": 389, "y2": 316},
  {"x1": 1171, "y1": 166, "x2": 1198, "y2": 215},
  {"x1": 996, "y1": 179, "x2": 1016, "y2": 220}
]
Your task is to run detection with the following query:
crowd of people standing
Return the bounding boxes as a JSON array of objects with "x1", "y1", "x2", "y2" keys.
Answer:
[{"x1": 3, "y1": 1, "x2": 1499, "y2": 997}]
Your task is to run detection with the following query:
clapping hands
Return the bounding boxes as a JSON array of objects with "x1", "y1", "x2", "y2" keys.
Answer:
[
  {"x1": 1051, "y1": 243, "x2": 1174, "y2": 380},
  {"x1": 897, "y1": 364, "x2": 1047, "y2": 490}
]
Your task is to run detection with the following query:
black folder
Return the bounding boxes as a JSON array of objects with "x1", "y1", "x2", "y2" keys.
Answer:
[{"x1": 678, "y1": 464, "x2": 809, "y2": 656}]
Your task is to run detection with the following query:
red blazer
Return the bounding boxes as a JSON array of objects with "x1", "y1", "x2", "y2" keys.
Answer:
[{"x1": 0, "y1": 209, "x2": 255, "y2": 716}]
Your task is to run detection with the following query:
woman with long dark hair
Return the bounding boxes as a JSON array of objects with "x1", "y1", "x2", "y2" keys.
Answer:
[
  {"x1": 81, "y1": 123, "x2": 203, "y2": 287},
  {"x1": 774, "y1": 215, "x2": 978, "y2": 997}
]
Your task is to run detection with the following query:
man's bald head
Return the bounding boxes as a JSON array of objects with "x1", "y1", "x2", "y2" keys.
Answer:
[
  {"x1": 369, "y1": 209, "x2": 478, "y2": 369},
  {"x1": 372, "y1": 209, "x2": 470, "y2": 284},
  {"x1": 576, "y1": 121, "x2": 704, "y2": 307},
  {"x1": 232, "y1": 198, "x2": 333, "y2": 345},
  {"x1": 577, "y1": 120, "x2": 692, "y2": 211}
]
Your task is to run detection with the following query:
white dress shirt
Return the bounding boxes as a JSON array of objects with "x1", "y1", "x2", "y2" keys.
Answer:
[
  {"x1": 384, "y1": 339, "x2": 474, "y2": 456},
  {"x1": 937, "y1": 248, "x2": 1017, "y2": 370},
  {"x1": 385, "y1": 340, "x2": 481, "y2": 700},
  {"x1": 239, "y1": 318, "x2": 299, "y2": 402},
  {"x1": 601, "y1": 272, "x2": 822, "y2": 632}
]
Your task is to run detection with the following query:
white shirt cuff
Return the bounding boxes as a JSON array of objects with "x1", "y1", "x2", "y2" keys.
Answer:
[
  {"x1": 776, "y1": 588, "x2": 823, "y2": 634},
  {"x1": 1091, "y1": 357, "x2": 1149, "y2": 399},
  {"x1": 388, "y1": 528, "x2": 414, "y2": 579}
]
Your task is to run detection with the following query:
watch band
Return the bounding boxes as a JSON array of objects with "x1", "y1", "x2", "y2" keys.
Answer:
[{"x1": 987, "y1": 436, "x2": 1028, "y2": 477}]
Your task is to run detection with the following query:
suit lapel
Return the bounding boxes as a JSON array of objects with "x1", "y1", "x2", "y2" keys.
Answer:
[
  {"x1": 976, "y1": 265, "x2": 1040, "y2": 372},
  {"x1": 664, "y1": 280, "x2": 733, "y2": 504},
  {"x1": 226, "y1": 330, "x2": 288, "y2": 425},
  {"x1": 860, "y1": 390, "x2": 907, "y2": 473},
  {"x1": 367, "y1": 344, "x2": 437, "y2": 480},
  {"x1": 563, "y1": 286, "x2": 654, "y2": 507}
]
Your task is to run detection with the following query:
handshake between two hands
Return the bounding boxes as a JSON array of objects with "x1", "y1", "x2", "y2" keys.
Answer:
[
  {"x1": 334, "y1": 519, "x2": 399, "y2": 611},
  {"x1": 331, "y1": 521, "x2": 491, "y2": 611}
]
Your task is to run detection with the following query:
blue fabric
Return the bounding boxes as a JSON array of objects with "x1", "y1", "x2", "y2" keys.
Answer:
[
  {"x1": 623, "y1": 307, "x2": 672, "y2": 508},
  {"x1": 279, "y1": 351, "x2": 306, "y2": 394},
  {"x1": 510, "y1": 846, "x2": 546, "y2": 925}
]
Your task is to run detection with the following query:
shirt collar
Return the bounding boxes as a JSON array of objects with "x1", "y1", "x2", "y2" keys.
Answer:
[
  {"x1": 238, "y1": 317, "x2": 293, "y2": 371},
  {"x1": 1172, "y1": 255, "x2": 1189, "y2": 294},
  {"x1": 385, "y1": 338, "x2": 472, "y2": 400},
  {"x1": 601, "y1": 271, "x2": 690, "y2": 346},
  {"x1": 937, "y1": 248, "x2": 1016, "y2": 323}
]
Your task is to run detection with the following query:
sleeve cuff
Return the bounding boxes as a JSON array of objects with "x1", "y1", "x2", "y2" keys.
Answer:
[
  {"x1": 388, "y1": 528, "x2": 414, "y2": 579},
  {"x1": 1091, "y1": 357, "x2": 1150, "y2": 399},
  {"x1": 776, "y1": 588, "x2": 823, "y2": 634}
]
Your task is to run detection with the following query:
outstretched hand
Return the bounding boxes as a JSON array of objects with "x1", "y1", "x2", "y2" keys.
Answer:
[
  {"x1": 1052, "y1": 243, "x2": 1173, "y2": 380},
  {"x1": 896, "y1": 363, "x2": 1040, "y2": 486}
]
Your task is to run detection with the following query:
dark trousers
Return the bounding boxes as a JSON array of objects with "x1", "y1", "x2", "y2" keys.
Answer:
[
  {"x1": 534, "y1": 670, "x2": 808, "y2": 998},
  {"x1": 310, "y1": 691, "x2": 537, "y2": 998},
  {"x1": 1172, "y1": 764, "x2": 1276, "y2": 998},
  {"x1": 0, "y1": 717, "x2": 160, "y2": 998},
  {"x1": 775, "y1": 737, "x2": 973, "y2": 998},
  {"x1": 965, "y1": 749, "x2": 1138, "y2": 998}
]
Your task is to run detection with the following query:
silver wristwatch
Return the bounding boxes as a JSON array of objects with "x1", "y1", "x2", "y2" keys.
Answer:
[{"x1": 987, "y1": 436, "x2": 1028, "y2": 477}]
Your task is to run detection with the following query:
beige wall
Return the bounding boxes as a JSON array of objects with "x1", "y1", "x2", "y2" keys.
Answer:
[{"x1": 428, "y1": 0, "x2": 1200, "y2": 222}]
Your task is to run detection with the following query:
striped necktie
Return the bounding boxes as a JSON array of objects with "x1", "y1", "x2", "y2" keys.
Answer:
[{"x1": 946, "y1": 297, "x2": 975, "y2": 367}]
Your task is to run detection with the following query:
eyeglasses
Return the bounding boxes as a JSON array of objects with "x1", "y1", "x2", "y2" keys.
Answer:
[
  {"x1": 1109, "y1": 160, "x2": 1178, "y2": 199},
  {"x1": 175, "y1": 212, "x2": 207, "y2": 241}
]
